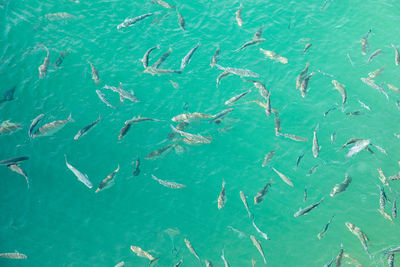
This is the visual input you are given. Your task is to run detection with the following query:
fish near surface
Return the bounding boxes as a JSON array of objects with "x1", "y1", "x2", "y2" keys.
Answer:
[
  {"x1": 117, "y1": 13, "x2": 154, "y2": 29},
  {"x1": 151, "y1": 174, "x2": 185, "y2": 189},
  {"x1": 184, "y1": 238, "x2": 201, "y2": 261},
  {"x1": 235, "y1": 4, "x2": 243, "y2": 27},
  {"x1": 345, "y1": 222, "x2": 371, "y2": 258},
  {"x1": 28, "y1": 114, "x2": 45, "y2": 138},
  {"x1": 87, "y1": 60, "x2": 100, "y2": 83},
  {"x1": 260, "y1": 48, "x2": 288, "y2": 64},
  {"x1": 294, "y1": 197, "x2": 324, "y2": 217},
  {"x1": 64, "y1": 155, "x2": 93, "y2": 188},
  {"x1": 250, "y1": 235, "x2": 267, "y2": 264},
  {"x1": 330, "y1": 174, "x2": 352, "y2": 197},
  {"x1": 7, "y1": 164, "x2": 30, "y2": 188},
  {"x1": 270, "y1": 166, "x2": 294, "y2": 187},
  {"x1": 32, "y1": 114, "x2": 72, "y2": 138},
  {"x1": 180, "y1": 42, "x2": 201, "y2": 70},
  {"x1": 217, "y1": 179, "x2": 226, "y2": 209},
  {"x1": 39, "y1": 46, "x2": 50, "y2": 79},
  {"x1": 345, "y1": 139, "x2": 370, "y2": 158},
  {"x1": 74, "y1": 115, "x2": 101, "y2": 140},
  {"x1": 0, "y1": 120, "x2": 21, "y2": 135},
  {"x1": 332, "y1": 80, "x2": 347, "y2": 106},
  {"x1": 391, "y1": 44, "x2": 400, "y2": 66},
  {"x1": 312, "y1": 124, "x2": 320, "y2": 158},
  {"x1": 0, "y1": 252, "x2": 27, "y2": 259},
  {"x1": 130, "y1": 245, "x2": 158, "y2": 263},
  {"x1": 216, "y1": 64, "x2": 259, "y2": 78},
  {"x1": 95, "y1": 165, "x2": 120, "y2": 193}
]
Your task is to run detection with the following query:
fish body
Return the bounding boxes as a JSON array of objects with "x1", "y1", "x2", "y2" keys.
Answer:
[
  {"x1": 130, "y1": 245, "x2": 157, "y2": 262},
  {"x1": 361, "y1": 78, "x2": 389, "y2": 100},
  {"x1": 336, "y1": 246, "x2": 344, "y2": 267},
  {"x1": 143, "y1": 67, "x2": 182, "y2": 75},
  {"x1": 235, "y1": 38, "x2": 266, "y2": 52},
  {"x1": 125, "y1": 116, "x2": 159, "y2": 125},
  {"x1": 177, "y1": 10, "x2": 185, "y2": 31},
  {"x1": 254, "y1": 24, "x2": 263, "y2": 39},
  {"x1": 260, "y1": 48, "x2": 288, "y2": 64},
  {"x1": 345, "y1": 139, "x2": 370, "y2": 158},
  {"x1": 117, "y1": 13, "x2": 154, "y2": 29},
  {"x1": 254, "y1": 180, "x2": 273, "y2": 204},
  {"x1": 39, "y1": 46, "x2": 50, "y2": 79},
  {"x1": 330, "y1": 174, "x2": 352, "y2": 197},
  {"x1": 133, "y1": 156, "x2": 140, "y2": 176},
  {"x1": 358, "y1": 100, "x2": 371, "y2": 111},
  {"x1": 388, "y1": 253, "x2": 394, "y2": 267},
  {"x1": 300, "y1": 72, "x2": 315, "y2": 98},
  {"x1": 221, "y1": 249, "x2": 230, "y2": 267},
  {"x1": 152, "y1": 47, "x2": 172, "y2": 68},
  {"x1": 141, "y1": 45, "x2": 160, "y2": 68},
  {"x1": 345, "y1": 222, "x2": 370, "y2": 258},
  {"x1": 74, "y1": 115, "x2": 101, "y2": 140},
  {"x1": 0, "y1": 156, "x2": 29, "y2": 165},
  {"x1": 210, "y1": 108, "x2": 234, "y2": 123},
  {"x1": 146, "y1": 144, "x2": 174, "y2": 159},
  {"x1": 32, "y1": 114, "x2": 72, "y2": 138},
  {"x1": 383, "y1": 247, "x2": 400, "y2": 255},
  {"x1": 225, "y1": 89, "x2": 251, "y2": 105},
  {"x1": 216, "y1": 71, "x2": 231, "y2": 87},
  {"x1": 296, "y1": 62, "x2": 309, "y2": 90},
  {"x1": 210, "y1": 47, "x2": 220, "y2": 68},
  {"x1": 270, "y1": 166, "x2": 293, "y2": 187},
  {"x1": 303, "y1": 43, "x2": 312, "y2": 54},
  {"x1": 180, "y1": 42, "x2": 201, "y2": 70},
  {"x1": 151, "y1": 174, "x2": 185, "y2": 189},
  {"x1": 174, "y1": 259, "x2": 183, "y2": 267},
  {"x1": 324, "y1": 105, "x2": 337, "y2": 118},
  {"x1": 205, "y1": 260, "x2": 214, "y2": 267},
  {"x1": 246, "y1": 80, "x2": 269, "y2": 101},
  {"x1": 280, "y1": 133, "x2": 308, "y2": 142},
  {"x1": 95, "y1": 165, "x2": 119, "y2": 193},
  {"x1": 252, "y1": 219, "x2": 269, "y2": 241},
  {"x1": 240, "y1": 191, "x2": 252, "y2": 217},
  {"x1": 312, "y1": 124, "x2": 320, "y2": 158},
  {"x1": 216, "y1": 64, "x2": 259, "y2": 78},
  {"x1": 1, "y1": 86, "x2": 16, "y2": 102},
  {"x1": 115, "y1": 261, "x2": 125, "y2": 267},
  {"x1": 250, "y1": 235, "x2": 267, "y2": 264},
  {"x1": 55, "y1": 51, "x2": 69, "y2": 68},
  {"x1": 262, "y1": 147, "x2": 279, "y2": 167},
  {"x1": 235, "y1": 4, "x2": 243, "y2": 27},
  {"x1": 217, "y1": 180, "x2": 226, "y2": 209},
  {"x1": 0, "y1": 120, "x2": 22, "y2": 135},
  {"x1": 118, "y1": 124, "x2": 131, "y2": 140},
  {"x1": 103, "y1": 84, "x2": 138, "y2": 103},
  {"x1": 378, "y1": 209, "x2": 393, "y2": 223},
  {"x1": 184, "y1": 238, "x2": 201, "y2": 261},
  {"x1": 65, "y1": 155, "x2": 92, "y2": 188},
  {"x1": 87, "y1": 61, "x2": 100, "y2": 83},
  {"x1": 367, "y1": 49, "x2": 382, "y2": 64},
  {"x1": 387, "y1": 83, "x2": 400, "y2": 93},
  {"x1": 7, "y1": 164, "x2": 29, "y2": 188},
  {"x1": 317, "y1": 215, "x2": 334, "y2": 239},
  {"x1": 153, "y1": 0, "x2": 175, "y2": 9},
  {"x1": 28, "y1": 114, "x2": 45, "y2": 138},
  {"x1": 296, "y1": 154, "x2": 304, "y2": 169},
  {"x1": 368, "y1": 66, "x2": 385, "y2": 79},
  {"x1": 391, "y1": 44, "x2": 400, "y2": 66},
  {"x1": 332, "y1": 80, "x2": 347, "y2": 106},
  {"x1": 294, "y1": 197, "x2": 324, "y2": 217},
  {"x1": 171, "y1": 125, "x2": 211, "y2": 144},
  {"x1": 96, "y1": 90, "x2": 115, "y2": 109},
  {"x1": 360, "y1": 29, "x2": 371, "y2": 55},
  {"x1": 45, "y1": 12, "x2": 76, "y2": 21},
  {"x1": 0, "y1": 252, "x2": 27, "y2": 259},
  {"x1": 393, "y1": 199, "x2": 397, "y2": 219},
  {"x1": 172, "y1": 113, "x2": 212, "y2": 122}
]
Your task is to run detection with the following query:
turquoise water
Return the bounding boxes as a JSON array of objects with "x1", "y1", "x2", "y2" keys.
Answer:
[{"x1": 1, "y1": 0, "x2": 400, "y2": 266}]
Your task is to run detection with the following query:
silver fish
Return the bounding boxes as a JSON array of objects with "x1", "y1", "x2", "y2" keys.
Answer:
[
  {"x1": 39, "y1": 46, "x2": 50, "y2": 79},
  {"x1": 388, "y1": 253, "x2": 394, "y2": 267},
  {"x1": 95, "y1": 165, "x2": 119, "y2": 193},
  {"x1": 367, "y1": 49, "x2": 382, "y2": 64},
  {"x1": 221, "y1": 249, "x2": 230, "y2": 267},
  {"x1": 332, "y1": 80, "x2": 347, "y2": 106},
  {"x1": 296, "y1": 63, "x2": 309, "y2": 90},
  {"x1": 254, "y1": 24, "x2": 263, "y2": 39},
  {"x1": 361, "y1": 78, "x2": 389, "y2": 100},
  {"x1": 303, "y1": 43, "x2": 312, "y2": 54},
  {"x1": 225, "y1": 89, "x2": 251, "y2": 105},
  {"x1": 312, "y1": 124, "x2": 320, "y2": 158},
  {"x1": 103, "y1": 83, "x2": 138, "y2": 103},
  {"x1": 177, "y1": 10, "x2": 185, "y2": 31},
  {"x1": 254, "y1": 179, "x2": 273, "y2": 204},
  {"x1": 172, "y1": 113, "x2": 212, "y2": 122},
  {"x1": 180, "y1": 42, "x2": 201, "y2": 70},
  {"x1": 210, "y1": 107, "x2": 234, "y2": 123},
  {"x1": 260, "y1": 48, "x2": 288, "y2": 64},
  {"x1": 300, "y1": 72, "x2": 315, "y2": 98},
  {"x1": 174, "y1": 258, "x2": 183, "y2": 267},
  {"x1": 235, "y1": 38, "x2": 266, "y2": 52},
  {"x1": 125, "y1": 116, "x2": 159, "y2": 125},
  {"x1": 184, "y1": 238, "x2": 201, "y2": 261},
  {"x1": 0, "y1": 156, "x2": 29, "y2": 165},
  {"x1": 294, "y1": 197, "x2": 324, "y2": 217},
  {"x1": 28, "y1": 114, "x2": 45, "y2": 138},
  {"x1": 368, "y1": 66, "x2": 385, "y2": 79},
  {"x1": 335, "y1": 245, "x2": 344, "y2": 267},
  {"x1": 262, "y1": 147, "x2": 279, "y2": 167},
  {"x1": 210, "y1": 46, "x2": 220, "y2": 68},
  {"x1": 87, "y1": 60, "x2": 100, "y2": 84},
  {"x1": 216, "y1": 71, "x2": 231, "y2": 87},
  {"x1": 246, "y1": 80, "x2": 269, "y2": 101},
  {"x1": 323, "y1": 258, "x2": 334, "y2": 267},
  {"x1": 65, "y1": 155, "x2": 93, "y2": 188},
  {"x1": 279, "y1": 133, "x2": 308, "y2": 142},
  {"x1": 317, "y1": 215, "x2": 334, "y2": 239},
  {"x1": 392, "y1": 44, "x2": 400, "y2": 66},
  {"x1": 141, "y1": 45, "x2": 160, "y2": 68},
  {"x1": 114, "y1": 261, "x2": 125, "y2": 267},
  {"x1": 96, "y1": 90, "x2": 115, "y2": 109},
  {"x1": 250, "y1": 235, "x2": 267, "y2": 264},
  {"x1": 270, "y1": 166, "x2": 294, "y2": 187},
  {"x1": 331, "y1": 132, "x2": 336, "y2": 143},
  {"x1": 143, "y1": 67, "x2": 182, "y2": 75},
  {"x1": 117, "y1": 13, "x2": 154, "y2": 29},
  {"x1": 358, "y1": 100, "x2": 371, "y2": 111},
  {"x1": 7, "y1": 164, "x2": 29, "y2": 188},
  {"x1": 345, "y1": 139, "x2": 370, "y2": 158},
  {"x1": 296, "y1": 154, "x2": 304, "y2": 169},
  {"x1": 153, "y1": 0, "x2": 175, "y2": 9},
  {"x1": 330, "y1": 174, "x2": 352, "y2": 197},
  {"x1": 235, "y1": 4, "x2": 243, "y2": 27},
  {"x1": 170, "y1": 124, "x2": 211, "y2": 144},
  {"x1": 145, "y1": 144, "x2": 174, "y2": 159},
  {"x1": 360, "y1": 29, "x2": 372, "y2": 55},
  {"x1": 240, "y1": 191, "x2": 252, "y2": 218},
  {"x1": 217, "y1": 180, "x2": 226, "y2": 210},
  {"x1": 45, "y1": 12, "x2": 76, "y2": 21},
  {"x1": 74, "y1": 115, "x2": 101, "y2": 140},
  {"x1": 55, "y1": 51, "x2": 69, "y2": 68},
  {"x1": 151, "y1": 174, "x2": 185, "y2": 189},
  {"x1": 216, "y1": 64, "x2": 259, "y2": 78},
  {"x1": 151, "y1": 47, "x2": 172, "y2": 68},
  {"x1": 0, "y1": 252, "x2": 27, "y2": 259},
  {"x1": 132, "y1": 156, "x2": 140, "y2": 176},
  {"x1": 383, "y1": 247, "x2": 400, "y2": 255},
  {"x1": 252, "y1": 219, "x2": 269, "y2": 241},
  {"x1": 345, "y1": 222, "x2": 371, "y2": 258},
  {"x1": 32, "y1": 114, "x2": 72, "y2": 138}
]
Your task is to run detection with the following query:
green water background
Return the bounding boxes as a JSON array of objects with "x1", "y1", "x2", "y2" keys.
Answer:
[{"x1": 1, "y1": 0, "x2": 400, "y2": 266}]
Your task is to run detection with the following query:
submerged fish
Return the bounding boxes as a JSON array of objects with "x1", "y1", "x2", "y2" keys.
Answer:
[
  {"x1": 260, "y1": 48, "x2": 288, "y2": 64},
  {"x1": 360, "y1": 29, "x2": 372, "y2": 55},
  {"x1": 184, "y1": 238, "x2": 201, "y2": 261},
  {"x1": 210, "y1": 107, "x2": 234, "y2": 123},
  {"x1": 95, "y1": 165, "x2": 119, "y2": 193},
  {"x1": 270, "y1": 166, "x2": 293, "y2": 187},
  {"x1": 367, "y1": 49, "x2": 382, "y2": 64},
  {"x1": 205, "y1": 260, "x2": 214, "y2": 267},
  {"x1": 216, "y1": 64, "x2": 259, "y2": 78},
  {"x1": 117, "y1": 13, "x2": 154, "y2": 29},
  {"x1": 143, "y1": 67, "x2": 182, "y2": 75},
  {"x1": 296, "y1": 154, "x2": 304, "y2": 169},
  {"x1": 252, "y1": 219, "x2": 269, "y2": 241},
  {"x1": 141, "y1": 45, "x2": 160, "y2": 69},
  {"x1": 221, "y1": 249, "x2": 230, "y2": 267},
  {"x1": 176, "y1": 9, "x2": 185, "y2": 31},
  {"x1": 280, "y1": 133, "x2": 308, "y2": 142},
  {"x1": 225, "y1": 89, "x2": 251, "y2": 105},
  {"x1": 0, "y1": 156, "x2": 29, "y2": 166},
  {"x1": 170, "y1": 125, "x2": 211, "y2": 145},
  {"x1": 125, "y1": 116, "x2": 159, "y2": 125},
  {"x1": 0, "y1": 120, "x2": 21, "y2": 135},
  {"x1": 153, "y1": 0, "x2": 175, "y2": 9},
  {"x1": 361, "y1": 78, "x2": 389, "y2": 100},
  {"x1": 210, "y1": 47, "x2": 220, "y2": 68},
  {"x1": 317, "y1": 215, "x2": 334, "y2": 239},
  {"x1": 254, "y1": 179, "x2": 273, "y2": 204},
  {"x1": 118, "y1": 123, "x2": 131, "y2": 140},
  {"x1": 240, "y1": 191, "x2": 252, "y2": 218},
  {"x1": 391, "y1": 44, "x2": 400, "y2": 66},
  {"x1": 335, "y1": 245, "x2": 344, "y2": 267},
  {"x1": 172, "y1": 112, "x2": 212, "y2": 122},
  {"x1": 330, "y1": 174, "x2": 352, "y2": 197},
  {"x1": 32, "y1": 114, "x2": 72, "y2": 138},
  {"x1": 151, "y1": 174, "x2": 185, "y2": 189},
  {"x1": 332, "y1": 80, "x2": 347, "y2": 106},
  {"x1": 39, "y1": 46, "x2": 50, "y2": 79},
  {"x1": 96, "y1": 90, "x2": 115, "y2": 109},
  {"x1": 87, "y1": 60, "x2": 100, "y2": 84},
  {"x1": 103, "y1": 83, "x2": 138, "y2": 103},
  {"x1": 65, "y1": 155, "x2": 93, "y2": 188},
  {"x1": 146, "y1": 144, "x2": 175, "y2": 159},
  {"x1": 368, "y1": 66, "x2": 385, "y2": 79},
  {"x1": 262, "y1": 147, "x2": 279, "y2": 167},
  {"x1": 7, "y1": 164, "x2": 30, "y2": 188},
  {"x1": 130, "y1": 245, "x2": 158, "y2": 263},
  {"x1": 312, "y1": 124, "x2": 320, "y2": 158},
  {"x1": 0, "y1": 252, "x2": 27, "y2": 259},
  {"x1": 55, "y1": 51, "x2": 69, "y2": 68},
  {"x1": 345, "y1": 139, "x2": 370, "y2": 158},
  {"x1": 250, "y1": 235, "x2": 267, "y2": 264},
  {"x1": 132, "y1": 156, "x2": 140, "y2": 176},
  {"x1": 296, "y1": 62, "x2": 310, "y2": 90},
  {"x1": 45, "y1": 12, "x2": 76, "y2": 21},
  {"x1": 235, "y1": 38, "x2": 266, "y2": 52},
  {"x1": 300, "y1": 72, "x2": 315, "y2": 98},
  {"x1": 294, "y1": 197, "x2": 324, "y2": 217},
  {"x1": 180, "y1": 42, "x2": 201, "y2": 70},
  {"x1": 254, "y1": 24, "x2": 263, "y2": 39},
  {"x1": 235, "y1": 4, "x2": 243, "y2": 27},
  {"x1": 345, "y1": 222, "x2": 371, "y2": 258},
  {"x1": 303, "y1": 43, "x2": 312, "y2": 54},
  {"x1": 217, "y1": 180, "x2": 226, "y2": 209},
  {"x1": 151, "y1": 47, "x2": 172, "y2": 69},
  {"x1": 74, "y1": 115, "x2": 101, "y2": 140}
]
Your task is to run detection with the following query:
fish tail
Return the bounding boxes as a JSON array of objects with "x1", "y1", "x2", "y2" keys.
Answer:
[{"x1": 115, "y1": 164, "x2": 120, "y2": 172}]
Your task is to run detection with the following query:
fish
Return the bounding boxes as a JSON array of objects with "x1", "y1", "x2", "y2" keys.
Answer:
[
  {"x1": 151, "y1": 174, "x2": 185, "y2": 189},
  {"x1": 210, "y1": 47, "x2": 220, "y2": 68},
  {"x1": 0, "y1": 252, "x2": 27, "y2": 259},
  {"x1": 317, "y1": 215, "x2": 334, "y2": 239},
  {"x1": 360, "y1": 78, "x2": 389, "y2": 100},
  {"x1": 358, "y1": 100, "x2": 371, "y2": 111},
  {"x1": 260, "y1": 48, "x2": 288, "y2": 64},
  {"x1": 235, "y1": 38, "x2": 266, "y2": 52},
  {"x1": 274, "y1": 115, "x2": 281, "y2": 136},
  {"x1": 383, "y1": 247, "x2": 400, "y2": 255},
  {"x1": 217, "y1": 180, "x2": 226, "y2": 209},
  {"x1": 254, "y1": 179, "x2": 273, "y2": 204},
  {"x1": 270, "y1": 166, "x2": 293, "y2": 187},
  {"x1": 152, "y1": 0, "x2": 175, "y2": 9},
  {"x1": 343, "y1": 253, "x2": 363, "y2": 267},
  {"x1": 167, "y1": 121, "x2": 188, "y2": 140},
  {"x1": 0, "y1": 156, "x2": 29, "y2": 165},
  {"x1": 32, "y1": 114, "x2": 72, "y2": 138},
  {"x1": 294, "y1": 197, "x2": 324, "y2": 217},
  {"x1": 54, "y1": 51, "x2": 69, "y2": 68},
  {"x1": 345, "y1": 139, "x2": 370, "y2": 158},
  {"x1": 227, "y1": 225, "x2": 246, "y2": 239},
  {"x1": 151, "y1": 47, "x2": 172, "y2": 68},
  {"x1": 377, "y1": 168, "x2": 389, "y2": 187},
  {"x1": 117, "y1": 13, "x2": 154, "y2": 29},
  {"x1": 174, "y1": 258, "x2": 183, "y2": 267},
  {"x1": 323, "y1": 258, "x2": 335, "y2": 267},
  {"x1": 118, "y1": 123, "x2": 131, "y2": 140},
  {"x1": 250, "y1": 235, "x2": 267, "y2": 264},
  {"x1": 392, "y1": 44, "x2": 400, "y2": 66},
  {"x1": 367, "y1": 49, "x2": 382, "y2": 64},
  {"x1": 103, "y1": 83, "x2": 138, "y2": 103},
  {"x1": 303, "y1": 43, "x2": 312, "y2": 54},
  {"x1": 332, "y1": 80, "x2": 347, "y2": 106},
  {"x1": 345, "y1": 222, "x2": 371, "y2": 258},
  {"x1": 143, "y1": 67, "x2": 182, "y2": 75},
  {"x1": 335, "y1": 245, "x2": 344, "y2": 267},
  {"x1": 28, "y1": 114, "x2": 45, "y2": 138},
  {"x1": 393, "y1": 199, "x2": 397, "y2": 219},
  {"x1": 330, "y1": 174, "x2": 352, "y2": 197},
  {"x1": 347, "y1": 53, "x2": 354, "y2": 66},
  {"x1": 323, "y1": 105, "x2": 337, "y2": 118},
  {"x1": 129, "y1": 157, "x2": 140, "y2": 177},
  {"x1": 240, "y1": 191, "x2": 252, "y2": 218},
  {"x1": 252, "y1": 100, "x2": 274, "y2": 117},
  {"x1": 39, "y1": 46, "x2": 50, "y2": 79},
  {"x1": 141, "y1": 45, "x2": 160, "y2": 68},
  {"x1": 368, "y1": 66, "x2": 385, "y2": 79},
  {"x1": 205, "y1": 260, "x2": 214, "y2": 267},
  {"x1": 216, "y1": 64, "x2": 259, "y2": 78},
  {"x1": 210, "y1": 108, "x2": 234, "y2": 124},
  {"x1": 387, "y1": 83, "x2": 400, "y2": 93},
  {"x1": 180, "y1": 42, "x2": 201, "y2": 70},
  {"x1": 177, "y1": 10, "x2": 185, "y2": 31},
  {"x1": 338, "y1": 138, "x2": 362, "y2": 150},
  {"x1": 7, "y1": 164, "x2": 30, "y2": 188},
  {"x1": 360, "y1": 29, "x2": 372, "y2": 55},
  {"x1": 346, "y1": 111, "x2": 363, "y2": 116},
  {"x1": 387, "y1": 253, "x2": 394, "y2": 267},
  {"x1": 312, "y1": 124, "x2": 320, "y2": 158},
  {"x1": 296, "y1": 154, "x2": 304, "y2": 169},
  {"x1": 307, "y1": 164, "x2": 321, "y2": 176},
  {"x1": 221, "y1": 249, "x2": 230, "y2": 267},
  {"x1": 262, "y1": 147, "x2": 279, "y2": 167},
  {"x1": 96, "y1": 90, "x2": 115, "y2": 109},
  {"x1": 371, "y1": 144, "x2": 387, "y2": 154},
  {"x1": 146, "y1": 144, "x2": 175, "y2": 159},
  {"x1": 378, "y1": 184, "x2": 389, "y2": 211},
  {"x1": 170, "y1": 125, "x2": 211, "y2": 144},
  {"x1": 225, "y1": 89, "x2": 251, "y2": 105},
  {"x1": 235, "y1": 4, "x2": 243, "y2": 27},
  {"x1": 45, "y1": 12, "x2": 76, "y2": 21},
  {"x1": 296, "y1": 63, "x2": 310, "y2": 90},
  {"x1": 252, "y1": 219, "x2": 269, "y2": 241},
  {"x1": 216, "y1": 71, "x2": 231, "y2": 87},
  {"x1": 74, "y1": 115, "x2": 101, "y2": 140},
  {"x1": 378, "y1": 209, "x2": 393, "y2": 223},
  {"x1": 125, "y1": 116, "x2": 159, "y2": 125},
  {"x1": 95, "y1": 165, "x2": 119, "y2": 193},
  {"x1": 280, "y1": 133, "x2": 308, "y2": 142},
  {"x1": 130, "y1": 245, "x2": 158, "y2": 263},
  {"x1": 65, "y1": 155, "x2": 93, "y2": 188},
  {"x1": 172, "y1": 113, "x2": 212, "y2": 122},
  {"x1": 254, "y1": 24, "x2": 263, "y2": 39},
  {"x1": 87, "y1": 60, "x2": 100, "y2": 84},
  {"x1": 114, "y1": 261, "x2": 125, "y2": 267},
  {"x1": 300, "y1": 72, "x2": 316, "y2": 98},
  {"x1": 184, "y1": 238, "x2": 201, "y2": 261},
  {"x1": 246, "y1": 80, "x2": 269, "y2": 101},
  {"x1": 252, "y1": 258, "x2": 256, "y2": 267}
]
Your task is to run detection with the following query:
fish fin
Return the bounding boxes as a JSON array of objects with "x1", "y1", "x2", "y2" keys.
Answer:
[
  {"x1": 119, "y1": 94, "x2": 124, "y2": 102},
  {"x1": 115, "y1": 164, "x2": 120, "y2": 172}
]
